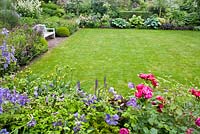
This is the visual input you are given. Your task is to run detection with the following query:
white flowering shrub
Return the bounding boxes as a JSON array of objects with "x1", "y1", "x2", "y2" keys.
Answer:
[{"x1": 14, "y1": 0, "x2": 42, "y2": 18}]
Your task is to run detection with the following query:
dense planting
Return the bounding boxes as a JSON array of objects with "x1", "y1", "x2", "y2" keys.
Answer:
[{"x1": 0, "y1": 68, "x2": 199, "y2": 133}]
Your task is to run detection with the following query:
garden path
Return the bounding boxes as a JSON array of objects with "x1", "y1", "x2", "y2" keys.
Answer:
[{"x1": 47, "y1": 37, "x2": 66, "y2": 49}]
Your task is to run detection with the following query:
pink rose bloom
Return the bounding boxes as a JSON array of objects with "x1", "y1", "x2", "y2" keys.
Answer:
[
  {"x1": 195, "y1": 117, "x2": 200, "y2": 127},
  {"x1": 147, "y1": 74, "x2": 155, "y2": 81},
  {"x1": 144, "y1": 92, "x2": 153, "y2": 99},
  {"x1": 185, "y1": 128, "x2": 194, "y2": 134},
  {"x1": 119, "y1": 128, "x2": 129, "y2": 134},
  {"x1": 136, "y1": 84, "x2": 145, "y2": 91},
  {"x1": 139, "y1": 73, "x2": 149, "y2": 79},
  {"x1": 151, "y1": 79, "x2": 159, "y2": 87},
  {"x1": 135, "y1": 91, "x2": 143, "y2": 98}
]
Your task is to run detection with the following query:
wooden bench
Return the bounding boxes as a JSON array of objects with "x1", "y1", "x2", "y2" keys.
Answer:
[{"x1": 33, "y1": 24, "x2": 55, "y2": 39}]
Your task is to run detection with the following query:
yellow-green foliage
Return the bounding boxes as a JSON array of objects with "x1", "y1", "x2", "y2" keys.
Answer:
[{"x1": 56, "y1": 27, "x2": 70, "y2": 37}]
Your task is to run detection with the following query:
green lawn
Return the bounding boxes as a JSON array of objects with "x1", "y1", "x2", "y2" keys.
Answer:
[{"x1": 26, "y1": 29, "x2": 200, "y2": 94}]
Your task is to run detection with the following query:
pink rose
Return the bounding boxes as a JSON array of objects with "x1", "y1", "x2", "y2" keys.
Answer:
[
  {"x1": 195, "y1": 117, "x2": 200, "y2": 127},
  {"x1": 136, "y1": 84, "x2": 145, "y2": 91},
  {"x1": 135, "y1": 91, "x2": 143, "y2": 98},
  {"x1": 185, "y1": 128, "x2": 194, "y2": 134},
  {"x1": 139, "y1": 73, "x2": 149, "y2": 79},
  {"x1": 119, "y1": 128, "x2": 129, "y2": 134},
  {"x1": 151, "y1": 79, "x2": 159, "y2": 87}
]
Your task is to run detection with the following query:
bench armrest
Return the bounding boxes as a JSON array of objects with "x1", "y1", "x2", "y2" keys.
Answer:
[{"x1": 46, "y1": 28, "x2": 55, "y2": 32}]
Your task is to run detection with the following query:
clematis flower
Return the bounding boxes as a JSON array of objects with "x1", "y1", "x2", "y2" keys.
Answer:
[
  {"x1": 119, "y1": 128, "x2": 130, "y2": 134},
  {"x1": 105, "y1": 114, "x2": 119, "y2": 125},
  {"x1": 126, "y1": 97, "x2": 138, "y2": 108}
]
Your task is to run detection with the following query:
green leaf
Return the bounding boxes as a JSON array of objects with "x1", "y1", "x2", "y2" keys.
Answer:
[{"x1": 150, "y1": 128, "x2": 158, "y2": 134}]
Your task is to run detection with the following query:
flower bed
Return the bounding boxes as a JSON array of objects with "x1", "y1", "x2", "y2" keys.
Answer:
[{"x1": 0, "y1": 67, "x2": 199, "y2": 133}]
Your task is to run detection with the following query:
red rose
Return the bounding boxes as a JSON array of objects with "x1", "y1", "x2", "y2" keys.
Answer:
[
  {"x1": 156, "y1": 96, "x2": 164, "y2": 102},
  {"x1": 195, "y1": 117, "x2": 200, "y2": 127},
  {"x1": 119, "y1": 128, "x2": 129, "y2": 134}
]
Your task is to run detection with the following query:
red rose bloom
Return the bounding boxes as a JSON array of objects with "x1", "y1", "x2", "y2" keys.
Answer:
[{"x1": 195, "y1": 117, "x2": 200, "y2": 127}]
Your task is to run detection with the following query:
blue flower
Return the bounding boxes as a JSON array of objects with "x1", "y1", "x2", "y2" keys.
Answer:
[
  {"x1": 105, "y1": 114, "x2": 119, "y2": 125},
  {"x1": 0, "y1": 128, "x2": 9, "y2": 134}
]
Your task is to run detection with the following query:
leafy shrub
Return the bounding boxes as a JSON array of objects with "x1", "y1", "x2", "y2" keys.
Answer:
[
  {"x1": 194, "y1": 26, "x2": 200, "y2": 31},
  {"x1": 19, "y1": 17, "x2": 39, "y2": 26},
  {"x1": 0, "y1": 10, "x2": 19, "y2": 28},
  {"x1": 42, "y1": 16, "x2": 78, "y2": 34},
  {"x1": 13, "y1": 0, "x2": 42, "y2": 18},
  {"x1": 129, "y1": 15, "x2": 144, "y2": 28},
  {"x1": 56, "y1": 27, "x2": 70, "y2": 37},
  {"x1": 42, "y1": 2, "x2": 65, "y2": 17},
  {"x1": 118, "y1": 11, "x2": 151, "y2": 19},
  {"x1": 65, "y1": 0, "x2": 83, "y2": 15},
  {"x1": 100, "y1": 14, "x2": 111, "y2": 28},
  {"x1": 144, "y1": 16, "x2": 161, "y2": 29},
  {"x1": 6, "y1": 26, "x2": 48, "y2": 66},
  {"x1": 184, "y1": 12, "x2": 200, "y2": 26},
  {"x1": 0, "y1": 69, "x2": 200, "y2": 133},
  {"x1": 110, "y1": 18, "x2": 130, "y2": 29}
]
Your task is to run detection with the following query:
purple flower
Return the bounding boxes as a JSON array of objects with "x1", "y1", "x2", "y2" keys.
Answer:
[
  {"x1": 105, "y1": 114, "x2": 119, "y2": 125},
  {"x1": 0, "y1": 128, "x2": 9, "y2": 134},
  {"x1": 27, "y1": 118, "x2": 36, "y2": 127},
  {"x1": 108, "y1": 87, "x2": 116, "y2": 94},
  {"x1": 128, "y1": 82, "x2": 134, "y2": 89},
  {"x1": 126, "y1": 97, "x2": 138, "y2": 108},
  {"x1": 74, "y1": 112, "x2": 78, "y2": 118},
  {"x1": 114, "y1": 94, "x2": 122, "y2": 101},
  {"x1": 84, "y1": 94, "x2": 97, "y2": 106},
  {"x1": 0, "y1": 105, "x2": 3, "y2": 114},
  {"x1": 1, "y1": 28, "x2": 9, "y2": 36},
  {"x1": 52, "y1": 121, "x2": 62, "y2": 127}
]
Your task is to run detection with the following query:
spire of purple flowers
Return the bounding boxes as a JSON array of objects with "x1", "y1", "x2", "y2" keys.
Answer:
[{"x1": 105, "y1": 114, "x2": 119, "y2": 125}]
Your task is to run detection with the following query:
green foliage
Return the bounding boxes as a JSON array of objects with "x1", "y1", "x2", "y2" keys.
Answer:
[
  {"x1": 118, "y1": 11, "x2": 151, "y2": 19},
  {"x1": 0, "y1": 68, "x2": 200, "y2": 133},
  {"x1": 129, "y1": 15, "x2": 144, "y2": 28},
  {"x1": 0, "y1": 0, "x2": 19, "y2": 28},
  {"x1": 144, "y1": 16, "x2": 161, "y2": 29},
  {"x1": 56, "y1": 27, "x2": 70, "y2": 37},
  {"x1": 0, "y1": 10, "x2": 19, "y2": 28},
  {"x1": 65, "y1": 0, "x2": 83, "y2": 15},
  {"x1": 42, "y1": 16, "x2": 78, "y2": 34},
  {"x1": 19, "y1": 17, "x2": 39, "y2": 26},
  {"x1": 111, "y1": 18, "x2": 130, "y2": 28},
  {"x1": 91, "y1": 0, "x2": 108, "y2": 15},
  {"x1": 6, "y1": 27, "x2": 48, "y2": 66},
  {"x1": 42, "y1": 2, "x2": 65, "y2": 17}
]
